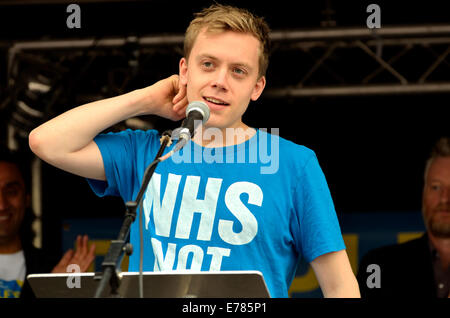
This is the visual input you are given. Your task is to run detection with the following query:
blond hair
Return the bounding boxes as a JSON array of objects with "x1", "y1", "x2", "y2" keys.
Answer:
[{"x1": 184, "y1": 4, "x2": 271, "y2": 78}]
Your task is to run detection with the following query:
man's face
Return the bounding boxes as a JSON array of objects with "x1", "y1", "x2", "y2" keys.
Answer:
[
  {"x1": 422, "y1": 157, "x2": 450, "y2": 238},
  {"x1": 179, "y1": 29, "x2": 266, "y2": 130},
  {"x1": 0, "y1": 162, "x2": 29, "y2": 243}
]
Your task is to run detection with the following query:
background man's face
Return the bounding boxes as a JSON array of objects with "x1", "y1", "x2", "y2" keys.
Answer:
[
  {"x1": 422, "y1": 157, "x2": 450, "y2": 238},
  {"x1": 0, "y1": 162, "x2": 28, "y2": 244},
  {"x1": 179, "y1": 29, "x2": 266, "y2": 130}
]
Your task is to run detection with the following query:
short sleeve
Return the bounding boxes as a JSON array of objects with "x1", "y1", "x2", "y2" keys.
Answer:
[
  {"x1": 294, "y1": 152, "x2": 346, "y2": 263},
  {"x1": 86, "y1": 129, "x2": 160, "y2": 201}
]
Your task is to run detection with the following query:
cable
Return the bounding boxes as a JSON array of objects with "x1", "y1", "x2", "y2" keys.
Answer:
[
  {"x1": 137, "y1": 157, "x2": 159, "y2": 298},
  {"x1": 136, "y1": 131, "x2": 173, "y2": 298}
]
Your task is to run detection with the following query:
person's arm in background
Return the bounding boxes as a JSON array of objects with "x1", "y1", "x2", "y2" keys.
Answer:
[
  {"x1": 29, "y1": 75, "x2": 188, "y2": 180},
  {"x1": 310, "y1": 250, "x2": 361, "y2": 298}
]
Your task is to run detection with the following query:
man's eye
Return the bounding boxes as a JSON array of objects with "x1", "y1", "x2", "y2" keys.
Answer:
[
  {"x1": 4, "y1": 186, "x2": 20, "y2": 197},
  {"x1": 233, "y1": 68, "x2": 245, "y2": 75},
  {"x1": 203, "y1": 61, "x2": 213, "y2": 68},
  {"x1": 430, "y1": 184, "x2": 441, "y2": 191}
]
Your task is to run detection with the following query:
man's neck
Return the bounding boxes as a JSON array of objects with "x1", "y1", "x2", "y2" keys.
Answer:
[
  {"x1": 428, "y1": 233, "x2": 450, "y2": 269},
  {"x1": 192, "y1": 123, "x2": 256, "y2": 148},
  {"x1": 0, "y1": 236, "x2": 22, "y2": 254}
]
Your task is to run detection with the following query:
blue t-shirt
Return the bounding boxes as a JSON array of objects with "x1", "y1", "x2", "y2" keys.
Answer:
[{"x1": 87, "y1": 128, "x2": 345, "y2": 297}]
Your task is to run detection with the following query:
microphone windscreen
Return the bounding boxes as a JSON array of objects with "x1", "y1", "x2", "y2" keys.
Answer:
[{"x1": 186, "y1": 101, "x2": 210, "y2": 125}]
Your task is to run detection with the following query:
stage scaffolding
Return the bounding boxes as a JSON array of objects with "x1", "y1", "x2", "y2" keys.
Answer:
[{"x1": 5, "y1": 24, "x2": 450, "y2": 97}]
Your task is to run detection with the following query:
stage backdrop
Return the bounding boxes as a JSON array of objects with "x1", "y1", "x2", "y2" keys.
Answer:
[{"x1": 61, "y1": 211, "x2": 425, "y2": 298}]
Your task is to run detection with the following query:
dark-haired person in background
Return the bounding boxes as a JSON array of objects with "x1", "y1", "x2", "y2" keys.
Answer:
[
  {"x1": 0, "y1": 148, "x2": 96, "y2": 298},
  {"x1": 357, "y1": 137, "x2": 450, "y2": 298}
]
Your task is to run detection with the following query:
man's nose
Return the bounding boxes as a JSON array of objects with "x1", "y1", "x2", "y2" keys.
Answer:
[
  {"x1": 212, "y1": 68, "x2": 229, "y2": 91},
  {"x1": 441, "y1": 186, "x2": 450, "y2": 204}
]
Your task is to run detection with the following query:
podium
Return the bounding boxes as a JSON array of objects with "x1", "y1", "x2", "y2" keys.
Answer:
[{"x1": 27, "y1": 271, "x2": 271, "y2": 298}]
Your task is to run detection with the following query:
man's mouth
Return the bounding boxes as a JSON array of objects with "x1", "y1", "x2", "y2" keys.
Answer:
[
  {"x1": 203, "y1": 96, "x2": 229, "y2": 106},
  {"x1": 434, "y1": 205, "x2": 450, "y2": 213}
]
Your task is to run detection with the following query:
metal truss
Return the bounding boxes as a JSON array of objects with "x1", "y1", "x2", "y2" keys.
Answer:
[
  {"x1": 266, "y1": 24, "x2": 450, "y2": 97},
  {"x1": 5, "y1": 23, "x2": 450, "y2": 98}
]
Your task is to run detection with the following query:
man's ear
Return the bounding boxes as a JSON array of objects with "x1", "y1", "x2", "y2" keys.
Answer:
[
  {"x1": 250, "y1": 76, "x2": 266, "y2": 101},
  {"x1": 179, "y1": 57, "x2": 188, "y2": 85}
]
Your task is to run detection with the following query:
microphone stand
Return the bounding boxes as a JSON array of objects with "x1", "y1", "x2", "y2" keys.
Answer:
[{"x1": 93, "y1": 130, "x2": 172, "y2": 298}]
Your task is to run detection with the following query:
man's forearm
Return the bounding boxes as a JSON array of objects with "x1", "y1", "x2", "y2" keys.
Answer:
[
  {"x1": 311, "y1": 250, "x2": 361, "y2": 298},
  {"x1": 322, "y1": 276, "x2": 361, "y2": 298}
]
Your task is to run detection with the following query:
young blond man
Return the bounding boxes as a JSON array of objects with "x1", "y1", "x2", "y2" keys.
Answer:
[{"x1": 29, "y1": 5, "x2": 359, "y2": 297}]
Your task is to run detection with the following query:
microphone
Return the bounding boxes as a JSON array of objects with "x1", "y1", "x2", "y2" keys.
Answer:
[{"x1": 170, "y1": 101, "x2": 210, "y2": 152}]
